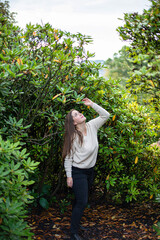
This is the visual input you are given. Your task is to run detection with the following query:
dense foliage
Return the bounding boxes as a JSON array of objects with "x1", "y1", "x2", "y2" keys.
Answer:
[
  {"x1": 0, "y1": 1, "x2": 39, "y2": 239},
  {"x1": 0, "y1": 137, "x2": 39, "y2": 239},
  {"x1": 117, "y1": 0, "x2": 160, "y2": 111},
  {"x1": 0, "y1": 0, "x2": 160, "y2": 239}
]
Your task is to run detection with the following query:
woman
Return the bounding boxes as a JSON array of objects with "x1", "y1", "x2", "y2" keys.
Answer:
[{"x1": 62, "y1": 98, "x2": 110, "y2": 240}]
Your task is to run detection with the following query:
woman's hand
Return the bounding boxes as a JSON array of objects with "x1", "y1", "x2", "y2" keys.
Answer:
[
  {"x1": 82, "y1": 98, "x2": 93, "y2": 107},
  {"x1": 67, "y1": 177, "x2": 73, "y2": 188}
]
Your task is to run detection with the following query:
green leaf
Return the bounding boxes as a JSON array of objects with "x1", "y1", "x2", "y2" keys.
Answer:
[{"x1": 39, "y1": 197, "x2": 49, "y2": 209}]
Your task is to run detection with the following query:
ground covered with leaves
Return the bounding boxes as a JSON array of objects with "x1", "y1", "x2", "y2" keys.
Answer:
[{"x1": 27, "y1": 201, "x2": 160, "y2": 240}]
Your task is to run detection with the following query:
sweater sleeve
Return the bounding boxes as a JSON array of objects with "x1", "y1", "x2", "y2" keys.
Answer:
[
  {"x1": 88, "y1": 103, "x2": 110, "y2": 130},
  {"x1": 64, "y1": 152, "x2": 73, "y2": 178}
]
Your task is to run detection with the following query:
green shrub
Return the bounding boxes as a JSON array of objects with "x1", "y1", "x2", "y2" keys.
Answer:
[
  {"x1": 0, "y1": 136, "x2": 39, "y2": 239},
  {"x1": 1, "y1": 0, "x2": 159, "y2": 208},
  {"x1": 94, "y1": 78, "x2": 160, "y2": 203}
]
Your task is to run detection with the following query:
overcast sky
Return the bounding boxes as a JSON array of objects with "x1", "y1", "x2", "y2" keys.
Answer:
[{"x1": 9, "y1": 0, "x2": 151, "y2": 60}]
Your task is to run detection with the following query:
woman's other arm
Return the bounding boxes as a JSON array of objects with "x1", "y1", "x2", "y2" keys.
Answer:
[
  {"x1": 82, "y1": 98, "x2": 110, "y2": 129},
  {"x1": 64, "y1": 154, "x2": 73, "y2": 187}
]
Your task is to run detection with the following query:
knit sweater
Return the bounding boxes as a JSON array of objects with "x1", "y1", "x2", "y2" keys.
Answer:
[{"x1": 64, "y1": 103, "x2": 110, "y2": 178}]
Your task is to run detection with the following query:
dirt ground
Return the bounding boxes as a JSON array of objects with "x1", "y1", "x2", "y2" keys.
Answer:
[{"x1": 27, "y1": 201, "x2": 160, "y2": 240}]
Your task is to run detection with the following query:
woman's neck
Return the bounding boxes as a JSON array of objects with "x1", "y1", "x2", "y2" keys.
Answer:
[{"x1": 76, "y1": 122, "x2": 87, "y2": 136}]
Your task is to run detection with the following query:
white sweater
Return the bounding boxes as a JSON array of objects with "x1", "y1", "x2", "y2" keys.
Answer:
[{"x1": 64, "y1": 103, "x2": 110, "y2": 177}]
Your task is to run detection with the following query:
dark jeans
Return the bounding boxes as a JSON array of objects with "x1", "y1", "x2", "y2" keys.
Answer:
[{"x1": 71, "y1": 166, "x2": 94, "y2": 234}]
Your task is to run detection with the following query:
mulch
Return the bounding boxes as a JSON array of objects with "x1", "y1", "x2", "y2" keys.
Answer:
[{"x1": 27, "y1": 202, "x2": 160, "y2": 240}]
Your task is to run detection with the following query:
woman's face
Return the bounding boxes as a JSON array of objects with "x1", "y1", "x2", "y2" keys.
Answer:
[{"x1": 71, "y1": 110, "x2": 86, "y2": 125}]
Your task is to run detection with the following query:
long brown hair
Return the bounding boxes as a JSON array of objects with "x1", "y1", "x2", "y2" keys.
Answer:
[{"x1": 62, "y1": 109, "x2": 83, "y2": 160}]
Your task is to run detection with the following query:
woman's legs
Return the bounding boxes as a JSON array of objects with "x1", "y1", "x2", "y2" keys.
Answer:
[{"x1": 70, "y1": 167, "x2": 94, "y2": 235}]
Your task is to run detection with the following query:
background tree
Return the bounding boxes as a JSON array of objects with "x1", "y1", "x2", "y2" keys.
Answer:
[
  {"x1": 104, "y1": 46, "x2": 132, "y2": 87},
  {"x1": 117, "y1": 0, "x2": 160, "y2": 112}
]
